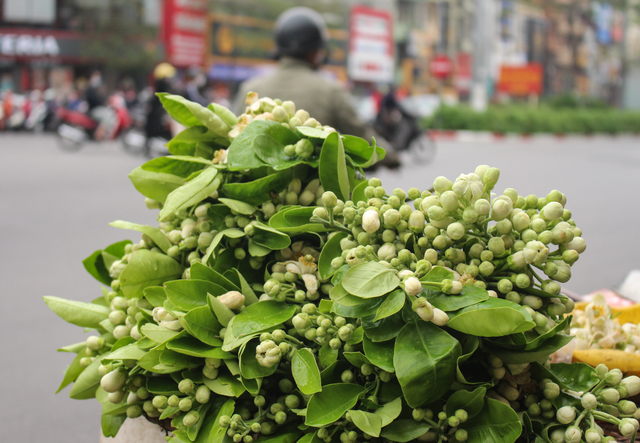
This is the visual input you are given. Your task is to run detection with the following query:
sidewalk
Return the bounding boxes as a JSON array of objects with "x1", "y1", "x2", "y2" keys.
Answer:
[{"x1": 429, "y1": 130, "x2": 640, "y2": 143}]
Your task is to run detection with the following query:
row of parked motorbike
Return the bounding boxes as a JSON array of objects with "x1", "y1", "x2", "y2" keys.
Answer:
[{"x1": 2, "y1": 91, "x2": 169, "y2": 158}]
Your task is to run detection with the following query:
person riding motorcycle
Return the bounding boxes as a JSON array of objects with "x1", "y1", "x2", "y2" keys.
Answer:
[{"x1": 233, "y1": 7, "x2": 399, "y2": 168}]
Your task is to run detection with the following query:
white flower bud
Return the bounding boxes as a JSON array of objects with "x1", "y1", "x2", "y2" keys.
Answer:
[
  {"x1": 431, "y1": 308, "x2": 449, "y2": 326},
  {"x1": 404, "y1": 277, "x2": 423, "y2": 296},
  {"x1": 491, "y1": 197, "x2": 513, "y2": 221},
  {"x1": 622, "y1": 376, "x2": 640, "y2": 397},
  {"x1": 564, "y1": 237, "x2": 586, "y2": 254},
  {"x1": 474, "y1": 199, "x2": 491, "y2": 215},
  {"x1": 542, "y1": 202, "x2": 564, "y2": 221},
  {"x1": 378, "y1": 244, "x2": 396, "y2": 261},
  {"x1": 101, "y1": 370, "x2": 126, "y2": 393},
  {"x1": 218, "y1": 291, "x2": 245, "y2": 310},
  {"x1": 417, "y1": 304, "x2": 434, "y2": 322},
  {"x1": 556, "y1": 406, "x2": 576, "y2": 424},
  {"x1": 362, "y1": 210, "x2": 381, "y2": 233}
]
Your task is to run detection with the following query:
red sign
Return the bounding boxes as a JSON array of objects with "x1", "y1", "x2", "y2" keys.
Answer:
[
  {"x1": 497, "y1": 64, "x2": 543, "y2": 95},
  {"x1": 162, "y1": 0, "x2": 207, "y2": 67},
  {"x1": 348, "y1": 6, "x2": 394, "y2": 83},
  {"x1": 430, "y1": 54, "x2": 453, "y2": 79}
]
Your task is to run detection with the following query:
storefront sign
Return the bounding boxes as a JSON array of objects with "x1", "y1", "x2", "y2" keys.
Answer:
[
  {"x1": 162, "y1": 0, "x2": 207, "y2": 67},
  {"x1": 497, "y1": 64, "x2": 543, "y2": 95},
  {"x1": 0, "y1": 33, "x2": 59, "y2": 56},
  {"x1": 430, "y1": 54, "x2": 453, "y2": 79},
  {"x1": 455, "y1": 53, "x2": 472, "y2": 92},
  {"x1": 348, "y1": 6, "x2": 394, "y2": 83}
]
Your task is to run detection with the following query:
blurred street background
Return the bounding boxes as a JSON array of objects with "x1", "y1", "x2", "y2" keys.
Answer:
[{"x1": 1, "y1": 0, "x2": 640, "y2": 442}]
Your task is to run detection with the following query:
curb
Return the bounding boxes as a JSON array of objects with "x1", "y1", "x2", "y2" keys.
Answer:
[{"x1": 429, "y1": 130, "x2": 640, "y2": 143}]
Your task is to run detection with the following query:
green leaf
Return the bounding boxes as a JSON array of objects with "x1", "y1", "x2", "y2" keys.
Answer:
[
  {"x1": 252, "y1": 222, "x2": 291, "y2": 250},
  {"x1": 140, "y1": 323, "x2": 183, "y2": 345},
  {"x1": 446, "y1": 298, "x2": 535, "y2": 337},
  {"x1": 420, "y1": 266, "x2": 455, "y2": 288},
  {"x1": 109, "y1": 220, "x2": 173, "y2": 254},
  {"x1": 424, "y1": 285, "x2": 489, "y2": 312},
  {"x1": 165, "y1": 279, "x2": 227, "y2": 311},
  {"x1": 128, "y1": 165, "x2": 185, "y2": 203},
  {"x1": 253, "y1": 132, "x2": 312, "y2": 170},
  {"x1": 380, "y1": 420, "x2": 431, "y2": 442},
  {"x1": 487, "y1": 335, "x2": 573, "y2": 364},
  {"x1": 219, "y1": 198, "x2": 258, "y2": 215},
  {"x1": 207, "y1": 295, "x2": 234, "y2": 330},
  {"x1": 227, "y1": 120, "x2": 297, "y2": 169},
  {"x1": 56, "y1": 346, "x2": 87, "y2": 393},
  {"x1": 319, "y1": 343, "x2": 339, "y2": 369},
  {"x1": 296, "y1": 126, "x2": 329, "y2": 140},
  {"x1": 446, "y1": 387, "x2": 486, "y2": 418},
  {"x1": 101, "y1": 343, "x2": 147, "y2": 361},
  {"x1": 342, "y1": 135, "x2": 375, "y2": 167},
  {"x1": 84, "y1": 240, "x2": 131, "y2": 285},
  {"x1": 464, "y1": 398, "x2": 521, "y2": 443},
  {"x1": 158, "y1": 93, "x2": 230, "y2": 135},
  {"x1": 318, "y1": 132, "x2": 350, "y2": 201},
  {"x1": 202, "y1": 228, "x2": 245, "y2": 264},
  {"x1": 344, "y1": 351, "x2": 371, "y2": 368},
  {"x1": 57, "y1": 342, "x2": 86, "y2": 353},
  {"x1": 363, "y1": 337, "x2": 395, "y2": 373},
  {"x1": 119, "y1": 250, "x2": 183, "y2": 299},
  {"x1": 69, "y1": 355, "x2": 105, "y2": 399},
  {"x1": 167, "y1": 126, "x2": 228, "y2": 156},
  {"x1": 159, "y1": 167, "x2": 220, "y2": 221},
  {"x1": 189, "y1": 263, "x2": 240, "y2": 291},
  {"x1": 373, "y1": 397, "x2": 402, "y2": 427},
  {"x1": 492, "y1": 315, "x2": 572, "y2": 351},
  {"x1": 305, "y1": 384, "x2": 365, "y2": 427},
  {"x1": 292, "y1": 348, "x2": 322, "y2": 395},
  {"x1": 141, "y1": 155, "x2": 212, "y2": 177},
  {"x1": 341, "y1": 262, "x2": 399, "y2": 299},
  {"x1": 230, "y1": 300, "x2": 296, "y2": 345},
  {"x1": 269, "y1": 206, "x2": 330, "y2": 234},
  {"x1": 147, "y1": 376, "x2": 181, "y2": 395},
  {"x1": 531, "y1": 362, "x2": 599, "y2": 393},
  {"x1": 332, "y1": 296, "x2": 385, "y2": 319},
  {"x1": 362, "y1": 310, "x2": 405, "y2": 342},
  {"x1": 349, "y1": 410, "x2": 382, "y2": 437},
  {"x1": 239, "y1": 339, "x2": 279, "y2": 379},
  {"x1": 202, "y1": 399, "x2": 236, "y2": 443},
  {"x1": 374, "y1": 290, "x2": 405, "y2": 321},
  {"x1": 394, "y1": 321, "x2": 461, "y2": 408},
  {"x1": 318, "y1": 232, "x2": 348, "y2": 280},
  {"x1": 143, "y1": 286, "x2": 167, "y2": 307},
  {"x1": 43, "y1": 296, "x2": 110, "y2": 329},
  {"x1": 166, "y1": 336, "x2": 229, "y2": 358},
  {"x1": 222, "y1": 169, "x2": 292, "y2": 206},
  {"x1": 183, "y1": 305, "x2": 223, "y2": 346},
  {"x1": 203, "y1": 372, "x2": 246, "y2": 397},
  {"x1": 351, "y1": 180, "x2": 368, "y2": 204},
  {"x1": 101, "y1": 413, "x2": 126, "y2": 438}
]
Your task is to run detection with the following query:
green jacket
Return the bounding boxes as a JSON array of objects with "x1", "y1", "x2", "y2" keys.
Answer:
[{"x1": 234, "y1": 57, "x2": 369, "y2": 139}]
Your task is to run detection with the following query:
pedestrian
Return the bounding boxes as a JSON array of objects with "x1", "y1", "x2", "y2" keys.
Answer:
[{"x1": 233, "y1": 7, "x2": 399, "y2": 168}]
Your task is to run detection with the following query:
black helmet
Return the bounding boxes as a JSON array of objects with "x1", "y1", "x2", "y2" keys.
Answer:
[{"x1": 274, "y1": 7, "x2": 329, "y2": 58}]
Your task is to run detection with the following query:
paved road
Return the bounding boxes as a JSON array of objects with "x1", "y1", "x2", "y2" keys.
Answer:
[{"x1": 1, "y1": 133, "x2": 639, "y2": 442}]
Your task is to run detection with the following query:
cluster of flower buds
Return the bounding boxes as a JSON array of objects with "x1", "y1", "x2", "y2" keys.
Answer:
[
  {"x1": 570, "y1": 293, "x2": 640, "y2": 353},
  {"x1": 291, "y1": 303, "x2": 356, "y2": 350},
  {"x1": 262, "y1": 244, "x2": 325, "y2": 303},
  {"x1": 230, "y1": 93, "x2": 336, "y2": 139},
  {"x1": 319, "y1": 167, "x2": 584, "y2": 334},
  {"x1": 531, "y1": 364, "x2": 640, "y2": 443},
  {"x1": 411, "y1": 405, "x2": 470, "y2": 442}
]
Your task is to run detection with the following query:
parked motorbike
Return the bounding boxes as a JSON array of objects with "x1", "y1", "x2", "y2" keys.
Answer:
[{"x1": 56, "y1": 94, "x2": 131, "y2": 152}]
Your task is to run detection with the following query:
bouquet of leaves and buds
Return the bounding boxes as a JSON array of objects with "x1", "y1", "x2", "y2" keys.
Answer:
[{"x1": 45, "y1": 94, "x2": 640, "y2": 443}]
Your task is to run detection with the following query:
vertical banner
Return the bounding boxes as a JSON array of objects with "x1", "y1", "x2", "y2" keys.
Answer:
[
  {"x1": 348, "y1": 5, "x2": 394, "y2": 83},
  {"x1": 162, "y1": 0, "x2": 207, "y2": 67}
]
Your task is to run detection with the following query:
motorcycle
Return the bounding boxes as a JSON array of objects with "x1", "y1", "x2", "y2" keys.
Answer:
[{"x1": 56, "y1": 94, "x2": 131, "y2": 152}]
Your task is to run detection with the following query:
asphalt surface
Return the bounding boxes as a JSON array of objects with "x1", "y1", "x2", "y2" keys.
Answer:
[{"x1": 1, "y1": 133, "x2": 639, "y2": 442}]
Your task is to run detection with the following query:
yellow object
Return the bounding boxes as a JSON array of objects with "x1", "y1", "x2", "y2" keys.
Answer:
[
  {"x1": 154, "y1": 63, "x2": 177, "y2": 80},
  {"x1": 571, "y1": 302, "x2": 640, "y2": 376},
  {"x1": 574, "y1": 302, "x2": 640, "y2": 325},
  {"x1": 572, "y1": 349, "x2": 640, "y2": 377}
]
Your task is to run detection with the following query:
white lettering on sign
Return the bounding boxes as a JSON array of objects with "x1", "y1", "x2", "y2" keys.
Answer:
[
  {"x1": 0, "y1": 34, "x2": 60, "y2": 56},
  {"x1": 174, "y1": 12, "x2": 206, "y2": 33}
]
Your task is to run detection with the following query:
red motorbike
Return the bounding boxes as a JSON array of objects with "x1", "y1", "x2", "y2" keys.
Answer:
[{"x1": 56, "y1": 94, "x2": 132, "y2": 152}]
